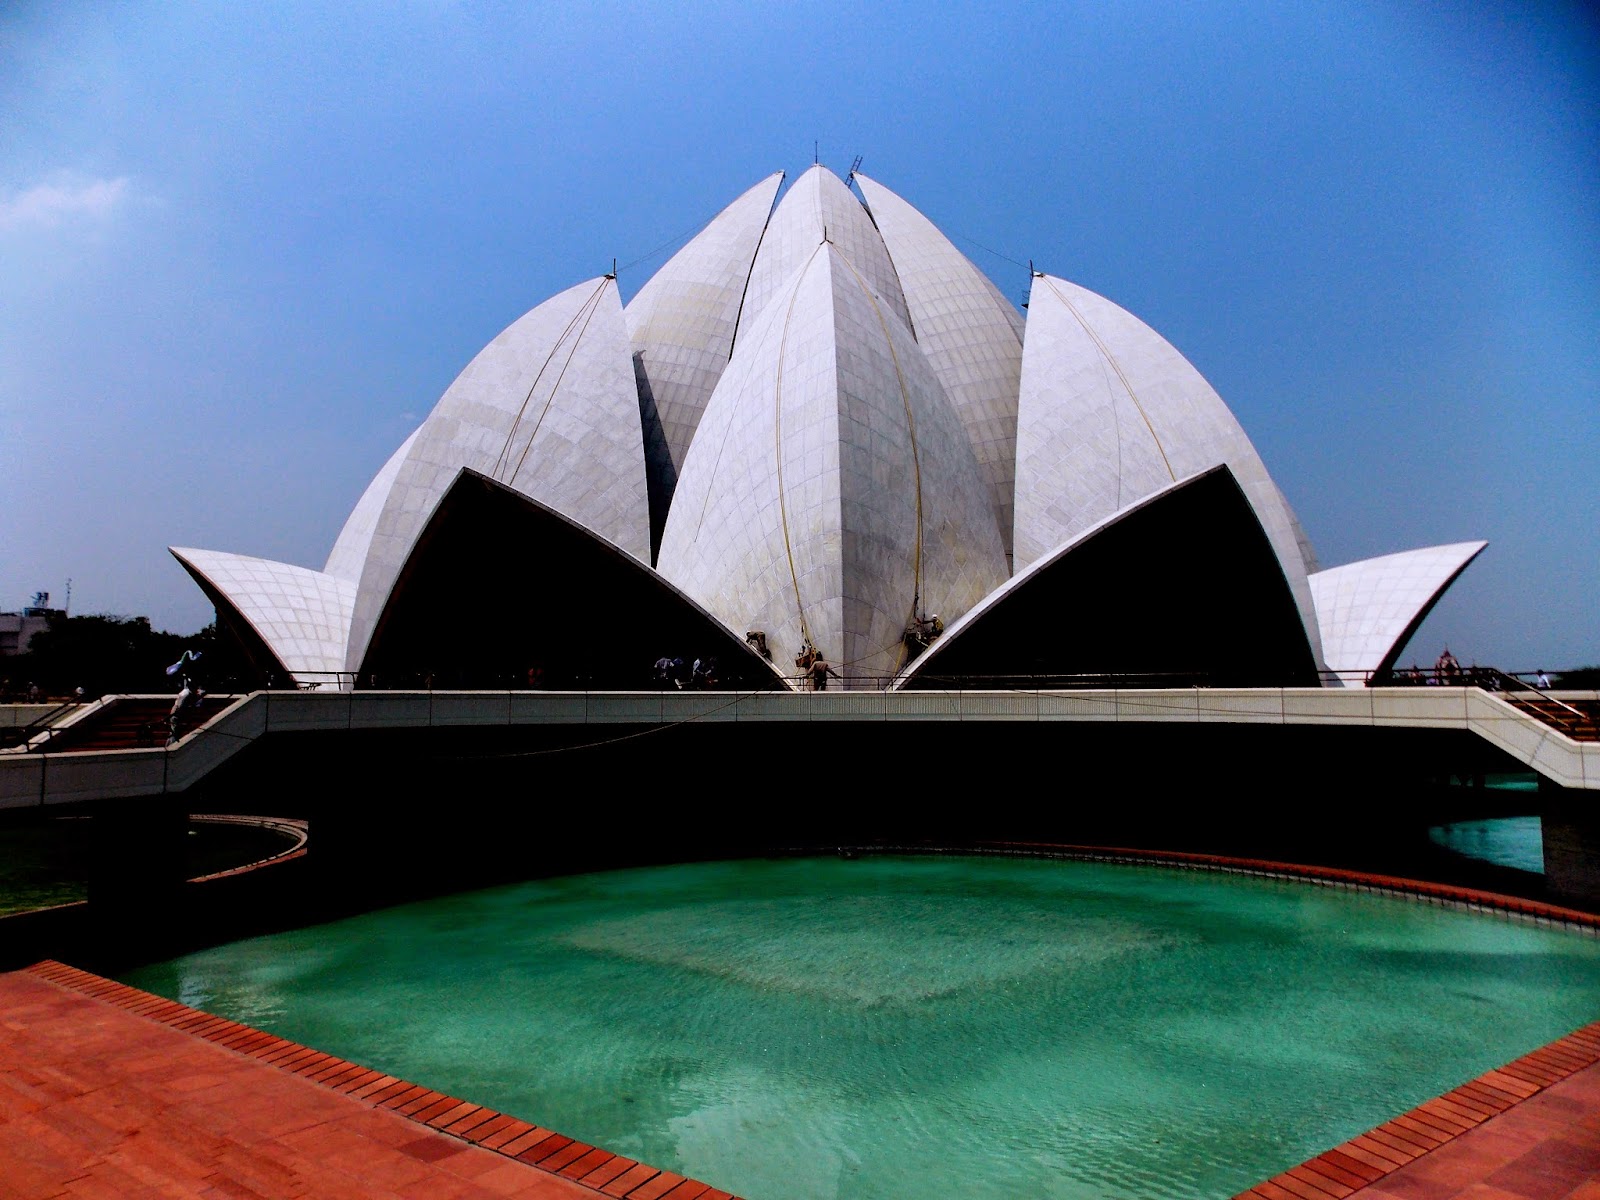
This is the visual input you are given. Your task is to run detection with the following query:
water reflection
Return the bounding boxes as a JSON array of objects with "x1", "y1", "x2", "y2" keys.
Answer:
[{"x1": 1429, "y1": 815, "x2": 1544, "y2": 874}]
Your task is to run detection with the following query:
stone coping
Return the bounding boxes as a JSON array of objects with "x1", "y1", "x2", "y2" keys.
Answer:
[
  {"x1": 25, "y1": 845, "x2": 1600, "y2": 1199},
  {"x1": 967, "y1": 841, "x2": 1600, "y2": 933},
  {"x1": 187, "y1": 813, "x2": 309, "y2": 882}
]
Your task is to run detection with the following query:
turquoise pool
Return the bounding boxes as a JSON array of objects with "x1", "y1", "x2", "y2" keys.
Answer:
[
  {"x1": 123, "y1": 856, "x2": 1600, "y2": 1199},
  {"x1": 1429, "y1": 814, "x2": 1545, "y2": 874}
]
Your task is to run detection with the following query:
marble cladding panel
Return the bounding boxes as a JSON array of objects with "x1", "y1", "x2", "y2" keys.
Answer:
[
  {"x1": 661, "y1": 243, "x2": 1006, "y2": 687},
  {"x1": 828, "y1": 247, "x2": 1008, "y2": 683},
  {"x1": 503, "y1": 282, "x2": 652, "y2": 561},
  {"x1": 659, "y1": 247, "x2": 842, "y2": 685},
  {"x1": 1274, "y1": 478, "x2": 1321, "y2": 575},
  {"x1": 855, "y1": 173, "x2": 1024, "y2": 563},
  {"x1": 347, "y1": 277, "x2": 651, "y2": 671},
  {"x1": 1310, "y1": 542, "x2": 1488, "y2": 678},
  {"x1": 172, "y1": 548, "x2": 356, "y2": 685},
  {"x1": 625, "y1": 172, "x2": 784, "y2": 473},
  {"x1": 735, "y1": 166, "x2": 910, "y2": 354},
  {"x1": 323, "y1": 428, "x2": 420, "y2": 584},
  {"x1": 1014, "y1": 272, "x2": 1324, "y2": 667}
]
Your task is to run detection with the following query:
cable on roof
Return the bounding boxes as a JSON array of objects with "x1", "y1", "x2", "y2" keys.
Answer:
[
  {"x1": 1040, "y1": 275, "x2": 1175, "y2": 486},
  {"x1": 772, "y1": 243, "x2": 829, "y2": 655},
  {"x1": 834, "y1": 251, "x2": 927, "y2": 675},
  {"x1": 491, "y1": 278, "x2": 609, "y2": 484}
]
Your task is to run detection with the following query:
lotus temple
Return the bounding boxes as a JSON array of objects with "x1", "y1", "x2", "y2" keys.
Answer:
[
  {"x1": 168, "y1": 165, "x2": 1487, "y2": 693},
  {"x1": 10, "y1": 166, "x2": 1600, "y2": 1200}
]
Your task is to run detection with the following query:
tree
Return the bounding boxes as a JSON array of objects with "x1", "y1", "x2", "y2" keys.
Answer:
[{"x1": 4, "y1": 614, "x2": 248, "y2": 698}]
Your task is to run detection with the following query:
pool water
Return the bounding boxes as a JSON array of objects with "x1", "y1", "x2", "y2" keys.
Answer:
[
  {"x1": 123, "y1": 856, "x2": 1600, "y2": 1199},
  {"x1": 1429, "y1": 815, "x2": 1545, "y2": 874}
]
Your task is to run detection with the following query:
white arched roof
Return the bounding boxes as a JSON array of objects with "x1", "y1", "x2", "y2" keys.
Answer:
[
  {"x1": 346, "y1": 276, "x2": 650, "y2": 671},
  {"x1": 625, "y1": 171, "x2": 783, "y2": 477},
  {"x1": 323, "y1": 428, "x2": 419, "y2": 583},
  {"x1": 1013, "y1": 271, "x2": 1324, "y2": 666},
  {"x1": 734, "y1": 166, "x2": 911, "y2": 352},
  {"x1": 171, "y1": 166, "x2": 1482, "y2": 695},
  {"x1": 1311, "y1": 541, "x2": 1488, "y2": 683},
  {"x1": 171, "y1": 548, "x2": 355, "y2": 688},
  {"x1": 659, "y1": 242, "x2": 1006, "y2": 686},
  {"x1": 855, "y1": 172, "x2": 1024, "y2": 565}
]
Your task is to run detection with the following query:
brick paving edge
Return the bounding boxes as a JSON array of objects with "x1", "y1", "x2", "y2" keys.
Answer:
[{"x1": 21, "y1": 959, "x2": 745, "y2": 1200}]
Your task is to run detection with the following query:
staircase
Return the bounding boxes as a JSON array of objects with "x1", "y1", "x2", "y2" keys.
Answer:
[
  {"x1": 1503, "y1": 694, "x2": 1600, "y2": 742},
  {"x1": 36, "y1": 697, "x2": 235, "y2": 753}
]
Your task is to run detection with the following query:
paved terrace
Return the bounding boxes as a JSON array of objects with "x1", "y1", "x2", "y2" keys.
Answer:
[{"x1": 2, "y1": 686, "x2": 1596, "y2": 809}]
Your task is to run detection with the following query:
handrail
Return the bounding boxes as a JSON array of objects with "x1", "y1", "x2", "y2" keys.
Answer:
[
  {"x1": 1479, "y1": 667, "x2": 1590, "y2": 724},
  {"x1": 223, "y1": 667, "x2": 1578, "y2": 692},
  {"x1": 48, "y1": 666, "x2": 1597, "y2": 697},
  {"x1": 0, "y1": 699, "x2": 83, "y2": 750}
]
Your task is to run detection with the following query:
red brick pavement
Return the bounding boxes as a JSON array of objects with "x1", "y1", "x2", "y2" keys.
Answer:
[
  {"x1": 1237, "y1": 1055, "x2": 1600, "y2": 1199},
  {"x1": 0, "y1": 964, "x2": 733, "y2": 1199}
]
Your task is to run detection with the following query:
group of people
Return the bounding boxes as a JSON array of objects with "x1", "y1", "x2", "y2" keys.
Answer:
[
  {"x1": 653, "y1": 655, "x2": 719, "y2": 689},
  {"x1": 1387, "y1": 650, "x2": 1553, "y2": 691},
  {"x1": 1388, "y1": 649, "x2": 1473, "y2": 686}
]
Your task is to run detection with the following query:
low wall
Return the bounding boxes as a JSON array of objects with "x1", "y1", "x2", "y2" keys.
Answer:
[
  {"x1": 0, "y1": 704, "x2": 60, "y2": 728},
  {"x1": 3, "y1": 687, "x2": 1595, "y2": 814}
]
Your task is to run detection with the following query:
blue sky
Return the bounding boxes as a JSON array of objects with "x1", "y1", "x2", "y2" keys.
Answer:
[{"x1": 2, "y1": 1, "x2": 1595, "y2": 670}]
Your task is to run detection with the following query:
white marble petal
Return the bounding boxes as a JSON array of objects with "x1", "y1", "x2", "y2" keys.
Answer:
[
  {"x1": 1274, "y1": 478, "x2": 1322, "y2": 575},
  {"x1": 346, "y1": 276, "x2": 650, "y2": 672},
  {"x1": 1013, "y1": 271, "x2": 1324, "y2": 666},
  {"x1": 323, "y1": 428, "x2": 420, "y2": 583},
  {"x1": 171, "y1": 548, "x2": 355, "y2": 688},
  {"x1": 1311, "y1": 541, "x2": 1488, "y2": 683},
  {"x1": 625, "y1": 172, "x2": 783, "y2": 475},
  {"x1": 734, "y1": 166, "x2": 911, "y2": 352},
  {"x1": 659, "y1": 242, "x2": 1007, "y2": 688},
  {"x1": 854, "y1": 172, "x2": 1022, "y2": 563}
]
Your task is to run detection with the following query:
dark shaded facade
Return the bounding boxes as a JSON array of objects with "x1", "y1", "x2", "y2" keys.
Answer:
[
  {"x1": 901, "y1": 467, "x2": 1320, "y2": 689},
  {"x1": 359, "y1": 471, "x2": 783, "y2": 691}
]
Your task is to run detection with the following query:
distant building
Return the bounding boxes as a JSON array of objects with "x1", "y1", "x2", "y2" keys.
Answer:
[{"x1": 0, "y1": 592, "x2": 64, "y2": 657}]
